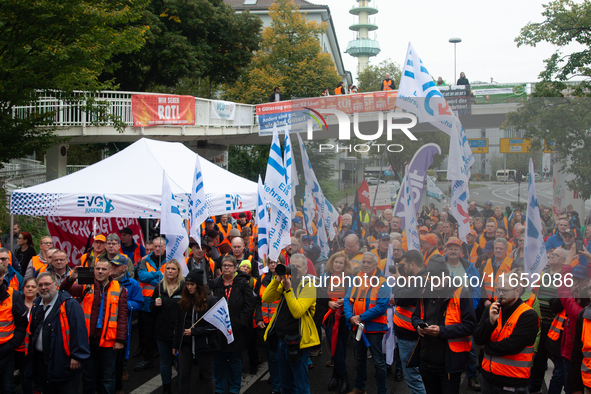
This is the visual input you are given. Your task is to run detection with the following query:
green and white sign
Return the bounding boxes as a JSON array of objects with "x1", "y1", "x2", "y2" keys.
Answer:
[{"x1": 472, "y1": 84, "x2": 527, "y2": 105}]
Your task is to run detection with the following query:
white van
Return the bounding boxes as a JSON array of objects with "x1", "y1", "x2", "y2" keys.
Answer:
[{"x1": 496, "y1": 170, "x2": 516, "y2": 182}]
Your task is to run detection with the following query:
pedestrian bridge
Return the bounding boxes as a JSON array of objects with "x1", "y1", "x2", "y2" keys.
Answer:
[{"x1": 12, "y1": 89, "x2": 523, "y2": 146}]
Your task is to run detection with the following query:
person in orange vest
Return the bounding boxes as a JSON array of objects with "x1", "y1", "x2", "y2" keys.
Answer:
[
  {"x1": 492, "y1": 205, "x2": 509, "y2": 232},
  {"x1": 135, "y1": 236, "x2": 167, "y2": 371},
  {"x1": 380, "y1": 73, "x2": 396, "y2": 91},
  {"x1": 186, "y1": 239, "x2": 215, "y2": 285},
  {"x1": 106, "y1": 233, "x2": 135, "y2": 278},
  {"x1": 473, "y1": 271, "x2": 540, "y2": 393},
  {"x1": 478, "y1": 219, "x2": 497, "y2": 249},
  {"x1": 344, "y1": 252, "x2": 390, "y2": 394},
  {"x1": 343, "y1": 233, "x2": 364, "y2": 271},
  {"x1": 61, "y1": 259, "x2": 128, "y2": 394},
  {"x1": 45, "y1": 249, "x2": 73, "y2": 286},
  {"x1": 119, "y1": 227, "x2": 146, "y2": 267},
  {"x1": 462, "y1": 229, "x2": 482, "y2": 264},
  {"x1": 217, "y1": 214, "x2": 233, "y2": 246},
  {"x1": 392, "y1": 250, "x2": 428, "y2": 394},
  {"x1": 24, "y1": 236, "x2": 54, "y2": 280},
  {"x1": 334, "y1": 81, "x2": 345, "y2": 95},
  {"x1": 411, "y1": 259, "x2": 476, "y2": 394},
  {"x1": 235, "y1": 213, "x2": 252, "y2": 233},
  {"x1": 371, "y1": 231, "x2": 391, "y2": 272},
  {"x1": 0, "y1": 262, "x2": 28, "y2": 393},
  {"x1": 25, "y1": 272, "x2": 89, "y2": 394},
  {"x1": 419, "y1": 233, "x2": 445, "y2": 267},
  {"x1": 78, "y1": 234, "x2": 107, "y2": 268},
  {"x1": 0, "y1": 247, "x2": 22, "y2": 292},
  {"x1": 495, "y1": 227, "x2": 514, "y2": 256},
  {"x1": 479, "y1": 238, "x2": 516, "y2": 307}
]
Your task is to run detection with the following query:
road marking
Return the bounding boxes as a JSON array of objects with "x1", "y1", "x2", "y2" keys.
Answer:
[
  {"x1": 240, "y1": 362, "x2": 269, "y2": 394},
  {"x1": 492, "y1": 186, "x2": 514, "y2": 202},
  {"x1": 130, "y1": 370, "x2": 177, "y2": 394}
]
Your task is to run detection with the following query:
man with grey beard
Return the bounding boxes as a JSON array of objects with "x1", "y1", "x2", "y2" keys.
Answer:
[{"x1": 26, "y1": 272, "x2": 89, "y2": 394}]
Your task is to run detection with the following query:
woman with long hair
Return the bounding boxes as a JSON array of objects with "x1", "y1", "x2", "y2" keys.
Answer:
[
  {"x1": 15, "y1": 232, "x2": 35, "y2": 274},
  {"x1": 509, "y1": 210, "x2": 525, "y2": 236},
  {"x1": 509, "y1": 234, "x2": 525, "y2": 268},
  {"x1": 323, "y1": 251, "x2": 354, "y2": 393},
  {"x1": 151, "y1": 260, "x2": 185, "y2": 394},
  {"x1": 173, "y1": 269, "x2": 220, "y2": 394},
  {"x1": 15, "y1": 278, "x2": 38, "y2": 394}
]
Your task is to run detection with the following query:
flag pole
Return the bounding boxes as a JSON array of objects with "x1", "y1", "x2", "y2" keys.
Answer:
[{"x1": 368, "y1": 148, "x2": 388, "y2": 246}]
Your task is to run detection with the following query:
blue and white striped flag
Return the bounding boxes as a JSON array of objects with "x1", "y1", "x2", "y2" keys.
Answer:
[
  {"x1": 284, "y1": 131, "x2": 297, "y2": 219},
  {"x1": 189, "y1": 156, "x2": 208, "y2": 244},
  {"x1": 524, "y1": 158, "x2": 548, "y2": 287},
  {"x1": 403, "y1": 165, "x2": 421, "y2": 251},
  {"x1": 256, "y1": 175, "x2": 268, "y2": 270},
  {"x1": 161, "y1": 171, "x2": 189, "y2": 276},
  {"x1": 448, "y1": 122, "x2": 472, "y2": 241},
  {"x1": 263, "y1": 125, "x2": 291, "y2": 219}
]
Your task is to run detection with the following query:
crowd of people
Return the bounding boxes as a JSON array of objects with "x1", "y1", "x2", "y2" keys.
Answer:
[{"x1": 0, "y1": 199, "x2": 591, "y2": 394}]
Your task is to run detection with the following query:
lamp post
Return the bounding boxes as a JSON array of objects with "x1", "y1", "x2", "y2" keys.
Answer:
[{"x1": 449, "y1": 37, "x2": 462, "y2": 84}]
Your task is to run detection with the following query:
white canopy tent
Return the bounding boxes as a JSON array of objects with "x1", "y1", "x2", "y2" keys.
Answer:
[{"x1": 10, "y1": 138, "x2": 257, "y2": 219}]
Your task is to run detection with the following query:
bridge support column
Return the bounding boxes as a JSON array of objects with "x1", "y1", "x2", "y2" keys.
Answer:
[{"x1": 46, "y1": 144, "x2": 68, "y2": 181}]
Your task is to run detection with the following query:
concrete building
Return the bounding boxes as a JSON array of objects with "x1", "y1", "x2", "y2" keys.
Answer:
[{"x1": 345, "y1": 0, "x2": 380, "y2": 74}]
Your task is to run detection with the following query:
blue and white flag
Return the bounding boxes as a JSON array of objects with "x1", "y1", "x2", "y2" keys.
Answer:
[
  {"x1": 524, "y1": 158, "x2": 548, "y2": 287},
  {"x1": 447, "y1": 123, "x2": 472, "y2": 241},
  {"x1": 284, "y1": 131, "x2": 297, "y2": 219},
  {"x1": 403, "y1": 165, "x2": 421, "y2": 251},
  {"x1": 256, "y1": 176, "x2": 269, "y2": 270},
  {"x1": 202, "y1": 297, "x2": 234, "y2": 344},
  {"x1": 426, "y1": 176, "x2": 445, "y2": 202},
  {"x1": 382, "y1": 306, "x2": 396, "y2": 366},
  {"x1": 263, "y1": 125, "x2": 291, "y2": 219},
  {"x1": 189, "y1": 156, "x2": 208, "y2": 244},
  {"x1": 267, "y1": 205, "x2": 291, "y2": 261},
  {"x1": 161, "y1": 172, "x2": 189, "y2": 276}
]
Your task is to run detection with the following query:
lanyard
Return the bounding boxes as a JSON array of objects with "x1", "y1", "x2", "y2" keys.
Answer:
[{"x1": 224, "y1": 280, "x2": 233, "y2": 300}]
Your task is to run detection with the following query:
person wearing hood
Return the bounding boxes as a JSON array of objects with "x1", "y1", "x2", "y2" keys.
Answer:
[
  {"x1": 110, "y1": 255, "x2": 143, "y2": 393},
  {"x1": 173, "y1": 269, "x2": 221, "y2": 394},
  {"x1": 411, "y1": 259, "x2": 476, "y2": 394},
  {"x1": 211, "y1": 255, "x2": 255, "y2": 394}
]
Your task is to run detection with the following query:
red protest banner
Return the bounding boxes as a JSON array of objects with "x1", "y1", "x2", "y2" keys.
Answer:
[
  {"x1": 46, "y1": 216, "x2": 145, "y2": 263},
  {"x1": 131, "y1": 94, "x2": 195, "y2": 127}
]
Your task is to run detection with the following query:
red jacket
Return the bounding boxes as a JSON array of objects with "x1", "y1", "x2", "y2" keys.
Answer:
[
  {"x1": 61, "y1": 277, "x2": 128, "y2": 344},
  {"x1": 558, "y1": 264, "x2": 582, "y2": 361}
]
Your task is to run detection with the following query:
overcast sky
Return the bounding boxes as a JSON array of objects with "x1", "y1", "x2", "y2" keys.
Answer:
[{"x1": 313, "y1": 0, "x2": 584, "y2": 85}]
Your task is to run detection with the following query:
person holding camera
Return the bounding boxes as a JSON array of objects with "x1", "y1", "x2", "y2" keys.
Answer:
[{"x1": 262, "y1": 253, "x2": 319, "y2": 394}]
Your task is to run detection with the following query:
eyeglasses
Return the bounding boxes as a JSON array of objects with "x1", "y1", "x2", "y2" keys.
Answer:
[
  {"x1": 222, "y1": 264, "x2": 235, "y2": 269},
  {"x1": 495, "y1": 288, "x2": 516, "y2": 295},
  {"x1": 52, "y1": 258, "x2": 67, "y2": 262},
  {"x1": 42, "y1": 242, "x2": 53, "y2": 245},
  {"x1": 0, "y1": 257, "x2": 8, "y2": 261}
]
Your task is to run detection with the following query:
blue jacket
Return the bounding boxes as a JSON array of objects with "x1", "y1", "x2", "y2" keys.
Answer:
[
  {"x1": 546, "y1": 233, "x2": 563, "y2": 251},
  {"x1": 138, "y1": 252, "x2": 167, "y2": 312},
  {"x1": 343, "y1": 269, "x2": 390, "y2": 333},
  {"x1": 6, "y1": 264, "x2": 23, "y2": 292},
  {"x1": 444, "y1": 256, "x2": 480, "y2": 311},
  {"x1": 118, "y1": 273, "x2": 143, "y2": 358},
  {"x1": 26, "y1": 290, "x2": 90, "y2": 382},
  {"x1": 121, "y1": 239, "x2": 146, "y2": 265}
]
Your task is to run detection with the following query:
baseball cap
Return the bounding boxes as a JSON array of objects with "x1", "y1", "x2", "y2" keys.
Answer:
[
  {"x1": 375, "y1": 220, "x2": 386, "y2": 227},
  {"x1": 205, "y1": 218, "x2": 214, "y2": 224},
  {"x1": 301, "y1": 235, "x2": 312, "y2": 242},
  {"x1": 420, "y1": 234, "x2": 437, "y2": 246},
  {"x1": 303, "y1": 244, "x2": 321, "y2": 255},
  {"x1": 483, "y1": 240, "x2": 495, "y2": 253},
  {"x1": 377, "y1": 231, "x2": 390, "y2": 240},
  {"x1": 111, "y1": 254, "x2": 127, "y2": 266},
  {"x1": 120, "y1": 227, "x2": 133, "y2": 235},
  {"x1": 573, "y1": 265, "x2": 588, "y2": 280},
  {"x1": 446, "y1": 237, "x2": 462, "y2": 247},
  {"x1": 563, "y1": 229, "x2": 576, "y2": 237},
  {"x1": 94, "y1": 234, "x2": 106, "y2": 243},
  {"x1": 469, "y1": 229, "x2": 477, "y2": 236},
  {"x1": 293, "y1": 218, "x2": 302, "y2": 224},
  {"x1": 485, "y1": 201, "x2": 492, "y2": 206},
  {"x1": 419, "y1": 226, "x2": 429, "y2": 233}
]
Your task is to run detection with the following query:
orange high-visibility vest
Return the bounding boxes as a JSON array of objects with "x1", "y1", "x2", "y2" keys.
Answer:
[
  {"x1": 120, "y1": 246, "x2": 142, "y2": 266},
  {"x1": 493, "y1": 216, "x2": 509, "y2": 232},
  {"x1": 349, "y1": 253, "x2": 364, "y2": 270},
  {"x1": 420, "y1": 287, "x2": 471, "y2": 352},
  {"x1": 547, "y1": 310, "x2": 567, "y2": 342},
  {"x1": 80, "y1": 253, "x2": 100, "y2": 268},
  {"x1": 580, "y1": 315, "x2": 591, "y2": 387},
  {"x1": 382, "y1": 79, "x2": 394, "y2": 91},
  {"x1": 393, "y1": 305, "x2": 415, "y2": 332},
  {"x1": 350, "y1": 271, "x2": 387, "y2": 329},
  {"x1": 185, "y1": 256, "x2": 215, "y2": 277},
  {"x1": 482, "y1": 302, "x2": 538, "y2": 379},
  {"x1": 423, "y1": 249, "x2": 441, "y2": 267},
  {"x1": 371, "y1": 249, "x2": 389, "y2": 272},
  {"x1": 466, "y1": 243, "x2": 480, "y2": 264},
  {"x1": 258, "y1": 274, "x2": 280, "y2": 324},
  {"x1": 481, "y1": 257, "x2": 513, "y2": 301},
  {"x1": 478, "y1": 233, "x2": 495, "y2": 249},
  {"x1": 525, "y1": 293, "x2": 536, "y2": 308},
  {"x1": 218, "y1": 223, "x2": 232, "y2": 246},
  {"x1": 0, "y1": 287, "x2": 15, "y2": 345},
  {"x1": 31, "y1": 256, "x2": 48, "y2": 278},
  {"x1": 82, "y1": 281, "x2": 121, "y2": 348},
  {"x1": 140, "y1": 260, "x2": 166, "y2": 298},
  {"x1": 24, "y1": 300, "x2": 71, "y2": 356},
  {"x1": 8, "y1": 274, "x2": 19, "y2": 293}
]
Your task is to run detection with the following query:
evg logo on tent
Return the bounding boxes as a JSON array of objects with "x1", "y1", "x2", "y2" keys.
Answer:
[{"x1": 77, "y1": 195, "x2": 115, "y2": 214}]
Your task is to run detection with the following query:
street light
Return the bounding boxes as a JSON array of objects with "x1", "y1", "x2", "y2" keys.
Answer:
[{"x1": 449, "y1": 37, "x2": 462, "y2": 85}]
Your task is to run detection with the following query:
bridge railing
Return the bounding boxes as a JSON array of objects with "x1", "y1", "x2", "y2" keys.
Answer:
[{"x1": 12, "y1": 91, "x2": 257, "y2": 128}]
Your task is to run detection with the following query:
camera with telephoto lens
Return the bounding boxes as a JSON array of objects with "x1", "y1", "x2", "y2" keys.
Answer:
[{"x1": 275, "y1": 264, "x2": 292, "y2": 276}]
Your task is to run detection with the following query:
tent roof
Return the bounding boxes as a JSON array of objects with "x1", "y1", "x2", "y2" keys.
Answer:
[{"x1": 10, "y1": 138, "x2": 257, "y2": 218}]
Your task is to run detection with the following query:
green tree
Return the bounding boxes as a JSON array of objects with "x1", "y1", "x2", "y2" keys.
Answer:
[
  {"x1": 0, "y1": 0, "x2": 149, "y2": 164},
  {"x1": 228, "y1": 145, "x2": 270, "y2": 182},
  {"x1": 101, "y1": 0, "x2": 262, "y2": 94},
  {"x1": 223, "y1": 0, "x2": 342, "y2": 104},
  {"x1": 357, "y1": 59, "x2": 402, "y2": 93}
]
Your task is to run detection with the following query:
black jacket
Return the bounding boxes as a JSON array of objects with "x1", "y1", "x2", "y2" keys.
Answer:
[
  {"x1": 26, "y1": 290, "x2": 90, "y2": 382},
  {"x1": 411, "y1": 286, "x2": 476, "y2": 373},
  {"x1": 457, "y1": 77, "x2": 469, "y2": 85},
  {"x1": 173, "y1": 295, "x2": 222, "y2": 353},
  {"x1": 569, "y1": 305, "x2": 591, "y2": 391},
  {"x1": 0, "y1": 281, "x2": 28, "y2": 359},
  {"x1": 150, "y1": 281, "x2": 184, "y2": 342},
  {"x1": 210, "y1": 271, "x2": 255, "y2": 352},
  {"x1": 473, "y1": 299, "x2": 539, "y2": 388},
  {"x1": 269, "y1": 92, "x2": 284, "y2": 102},
  {"x1": 393, "y1": 267, "x2": 428, "y2": 340}
]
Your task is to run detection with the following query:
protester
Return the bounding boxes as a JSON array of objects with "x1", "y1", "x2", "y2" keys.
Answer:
[
  {"x1": 24, "y1": 236, "x2": 54, "y2": 280},
  {"x1": 211, "y1": 255, "x2": 255, "y2": 394},
  {"x1": 344, "y1": 252, "x2": 389, "y2": 394},
  {"x1": 0, "y1": 247, "x2": 22, "y2": 292},
  {"x1": 262, "y1": 253, "x2": 319, "y2": 394},
  {"x1": 468, "y1": 201, "x2": 482, "y2": 218},
  {"x1": 186, "y1": 238, "x2": 215, "y2": 285},
  {"x1": 173, "y1": 269, "x2": 220, "y2": 394},
  {"x1": 343, "y1": 234, "x2": 364, "y2": 269},
  {"x1": 480, "y1": 238, "x2": 515, "y2": 305},
  {"x1": 151, "y1": 260, "x2": 184, "y2": 394},
  {"x1": 79, "y1": 234, "x2": 107, "y2": 268},
  {"x1": 381, "y1": 73, "x2": 396, "y2": 91},
  {"x1": 106, "y1": 233, "x2": 135, "y2": 278},
  {"x1": 15, "y1": 231, "x2": 35, "y2": 275},
  {"x1": 61, "y1": 259, "x2": 128, "y2": 394},
  {"x1": 16, "y1": 277, "x2": 37, "y2": 394},
  {"x1": 269, "y1": 87, "x2": 283, "y2": 102},
  {"x1": 482, "y1": 202, "x2": 494, "y2": 219},
  {"x1": 45, "y1": 249, "x2": 72, "y2": 286},
  {"x1": 334, "y1": 81, "x2": 345, "y2": 95},
  {"x1": 25, "y1": 272, "x2": 89, "y2": 394},
  {"x1": 546, "y1": 219, "x2": 571, "y2": 250},
  {"x1": 1, "y1": 222, "x2": 20, "y2": 251},
  {"x1": 541, "y1": 208, "x2": 555, "y2": 237},
  {"x1": 119, "y1": 227, "x2": 146, "y2": 266},
  {"x1": 457, "y1": 72, "x2": 469, "y2": 85}
]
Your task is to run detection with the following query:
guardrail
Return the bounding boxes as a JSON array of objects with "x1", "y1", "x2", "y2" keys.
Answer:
[
  {"x1": 1, "y1": 159, "x2": 88, "y2": 190},
  {"x1": 11, "y1": 91, "x2": 258, "y2": 129}
]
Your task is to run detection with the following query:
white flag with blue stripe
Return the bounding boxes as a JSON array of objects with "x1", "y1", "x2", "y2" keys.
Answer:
[
  {"x1": 263, "y1": 125, "x2": 291, "y2": 219},
  {"x1": 189, "y1": 156, "x2": 208, "y2": 244},
  {"x1": 447, "y1": 123, "x2": 472, "y2": 241},
  {"x1": 284, "y1": 131, "x2": 297, "y2": 219},
  {"x1": 161, "y1": 171, "x2": 189, "y2": 276},
  {"x1": 403, "y1": 165, "x2": 421, "y2": 251},
  {"x1": 256, "y1": 176, "x2": 268, "y2": 270},
  {"x1": 524, "y1": 158, "x2": 548, "y2": 287}
]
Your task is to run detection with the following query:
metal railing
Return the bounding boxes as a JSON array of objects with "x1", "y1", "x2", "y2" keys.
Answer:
[
  {"x1": 11, "y1": 91, "x2": 258, "y2": 129},
  {"x1": 0, "y1": 159, "x2": 88, "y2": 190}
]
